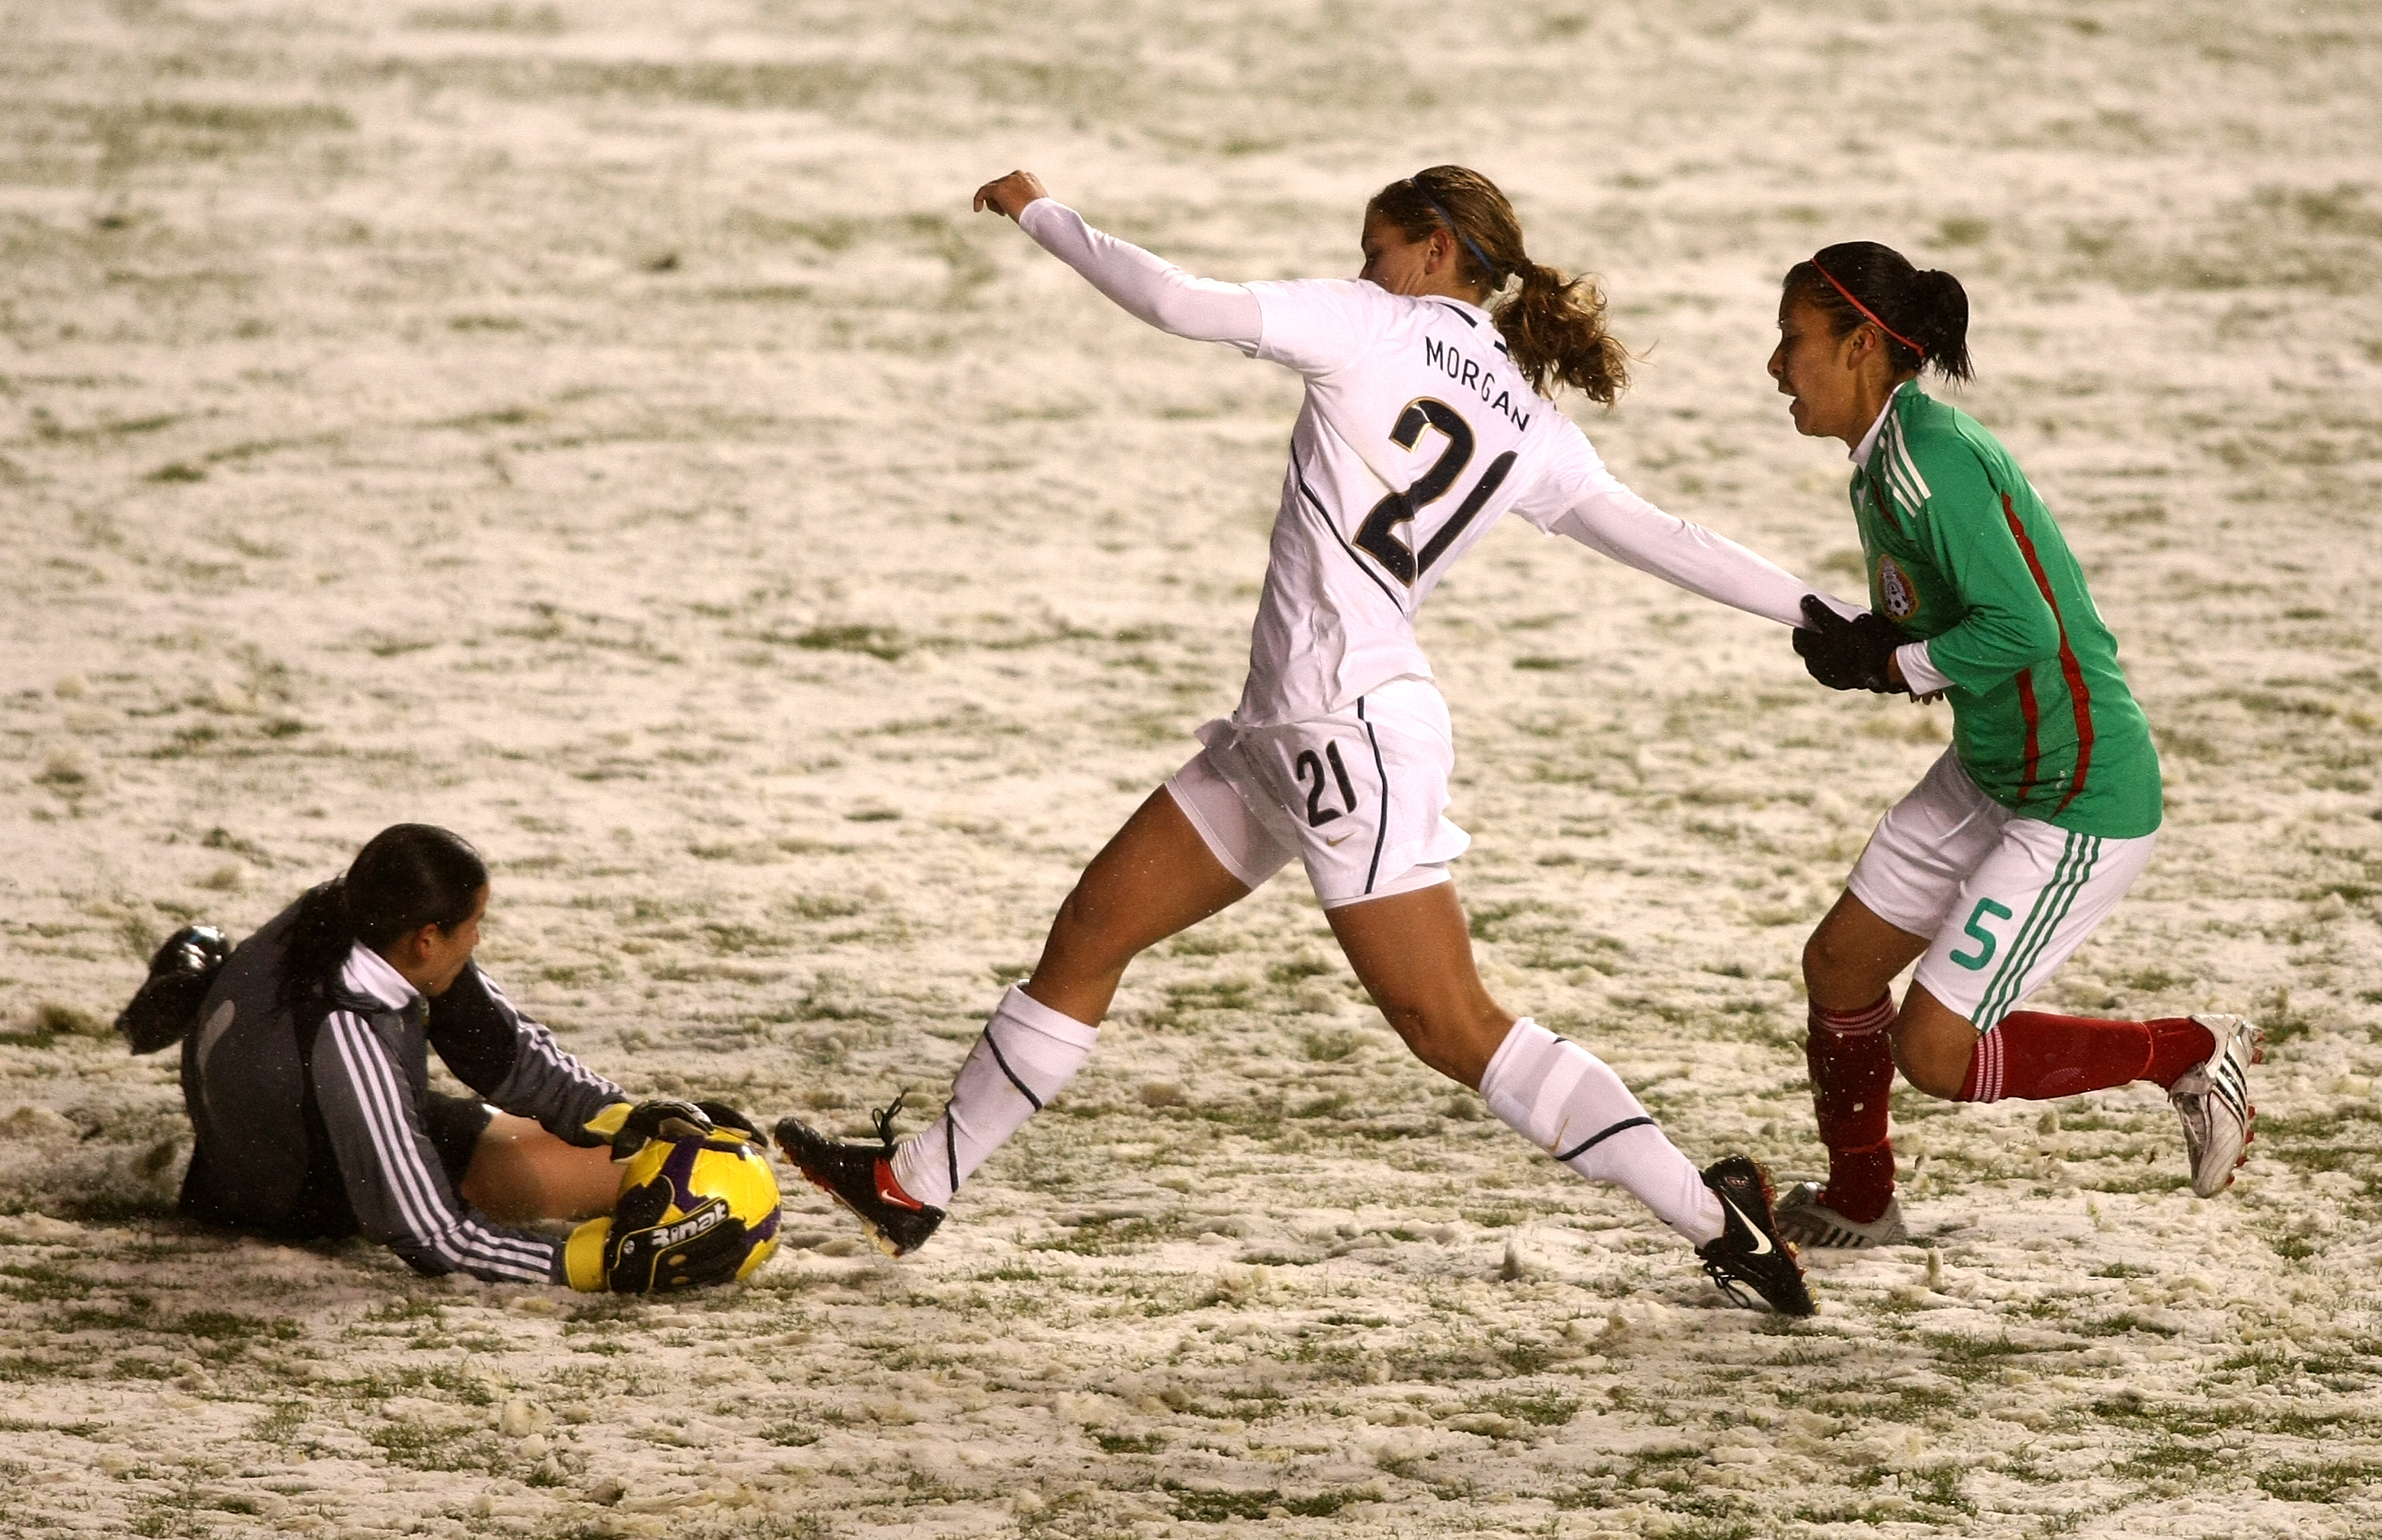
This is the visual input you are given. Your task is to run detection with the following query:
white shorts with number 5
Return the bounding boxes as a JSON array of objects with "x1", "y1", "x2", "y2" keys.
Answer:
[
  {"x1": 1165, "y1": 678, "x2": 1472, "y2": 911},
  {"x1": 1847, "y1": 747, "x2": 2157, "y2": 1032}
]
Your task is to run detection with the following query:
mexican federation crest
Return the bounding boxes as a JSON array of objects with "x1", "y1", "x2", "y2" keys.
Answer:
[{"x1": 1875, "y1": 553, "x2": 1920, "y2": 623}]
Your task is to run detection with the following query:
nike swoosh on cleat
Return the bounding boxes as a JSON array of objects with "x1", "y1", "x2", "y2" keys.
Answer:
[{"x1": 1721, "y1": 1195, "x2": 1773, "y2": 1255}]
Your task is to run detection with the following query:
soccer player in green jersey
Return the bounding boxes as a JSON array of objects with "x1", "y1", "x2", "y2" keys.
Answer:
[{"x1": 1766, "y1": 241, "x2": 2261, "y2": 1248}]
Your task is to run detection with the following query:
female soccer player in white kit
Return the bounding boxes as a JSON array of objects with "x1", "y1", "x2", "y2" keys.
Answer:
[{"x1": 778, "y1": 166, "x2": 1848, "y2": 1313}]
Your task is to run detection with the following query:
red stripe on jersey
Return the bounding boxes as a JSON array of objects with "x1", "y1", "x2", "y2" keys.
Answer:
[
  {"x1": 2014, "y1": 668, "x2": 2042, "y2": 803},
  {"x1": 2000, "y1": 494, "x2": 2095, "y2": 815}
]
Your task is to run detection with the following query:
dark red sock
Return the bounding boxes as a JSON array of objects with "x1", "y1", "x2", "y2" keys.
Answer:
[
  {"x1": 1958, "y1": 1011, "x2": 2214, "y2": 1101},
  {"x1": 2144, "y1": 1016, "x2": 2218, "y2": 1088},
  {"x1": 1807, "y1": 995, "x2": 1898, "y2": 1223}
]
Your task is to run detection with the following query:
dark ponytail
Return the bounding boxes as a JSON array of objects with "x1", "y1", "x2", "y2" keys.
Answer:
[
  {"x1": 1783, "y1": 241, "x2": 1974, "y2": 383},
  {"x1": 281, "y1": 824, "x2": 488, "y2": 1009},
  {"x1": 1367, "y1": 166, "x2": 1632, "y2": 404}
]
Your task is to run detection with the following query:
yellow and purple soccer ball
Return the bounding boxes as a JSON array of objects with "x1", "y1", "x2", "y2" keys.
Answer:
[{"x1": 611, "y1": 1129, "x2": 783, "y2": 1285}]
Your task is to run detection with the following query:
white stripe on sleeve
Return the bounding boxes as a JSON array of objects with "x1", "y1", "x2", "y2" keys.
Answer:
[{"x1": 324, "y1": 1015, "x2": 554, "y2": 1281}]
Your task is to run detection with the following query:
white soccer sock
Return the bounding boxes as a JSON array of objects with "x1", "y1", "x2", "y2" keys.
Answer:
[
  {"x1": 888, "y1": 986, "x2": 1099, "y2": 1209},
  {"x1": 1478, "y1": 1018, "x2": 1725, "y2": 1246}
]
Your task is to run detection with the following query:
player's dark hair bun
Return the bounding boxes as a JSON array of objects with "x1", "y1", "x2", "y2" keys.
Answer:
[
  {"x1": 1906, "y1": 268, "x2": 1971, "y2": 375},
  {"x1": 1784, "y1": 241, "x2": 1975, "y2": 384},
  {"x1": 282, "y1": 825, "x2": 488, "y2": 1007}
]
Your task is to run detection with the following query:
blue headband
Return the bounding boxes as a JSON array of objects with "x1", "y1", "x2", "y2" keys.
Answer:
[{"x1": 1410, "y1": 180, "x2": 1503, "y2": 288}]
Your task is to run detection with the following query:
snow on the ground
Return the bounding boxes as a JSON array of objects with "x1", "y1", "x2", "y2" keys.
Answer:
[{"x1": 2, "y1": 1, "x2": 2380, "y2": 1534}]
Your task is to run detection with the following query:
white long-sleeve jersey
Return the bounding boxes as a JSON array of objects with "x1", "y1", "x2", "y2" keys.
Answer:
[{"x1": 1019, "y1": 198, "x2": 1839, "y2": 726}]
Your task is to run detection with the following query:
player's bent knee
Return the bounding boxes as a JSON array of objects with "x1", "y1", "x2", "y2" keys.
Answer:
[
  {"x1": 1802, "y1": 924, "x2": 1865, "y2": 997},
  {"x1": 1043, "y1": 887, "x2": 1139, "y2": 973},
  {"x1": 1376, "y1": 1002, "x2": 1503, "y2": 1089},
  {"x1": 1892, "y1": 1030, "x2": 1974, "y2": 1101}
]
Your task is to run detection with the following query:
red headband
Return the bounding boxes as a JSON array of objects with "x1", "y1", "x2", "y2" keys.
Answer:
[{"x1": 1811, "y1": 260, "x2": 1925, "y2": 358}]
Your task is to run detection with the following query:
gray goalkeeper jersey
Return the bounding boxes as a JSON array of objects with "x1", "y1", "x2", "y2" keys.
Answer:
[{"x1": 179, "y1": 899, "x2": 622, "y2": 1283}]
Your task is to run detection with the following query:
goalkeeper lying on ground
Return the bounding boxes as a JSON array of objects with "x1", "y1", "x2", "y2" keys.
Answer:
[{"x1": 118, "y1": 822, "x2": 776, "y2": 1292}]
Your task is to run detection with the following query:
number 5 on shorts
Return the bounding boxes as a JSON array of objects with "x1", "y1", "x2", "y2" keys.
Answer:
[{"x1": 1948, "y1": 898, "x2": 2014, "y2": 970}]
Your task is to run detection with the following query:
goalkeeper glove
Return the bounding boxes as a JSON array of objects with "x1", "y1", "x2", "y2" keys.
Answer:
[
  {"x1": 562, "y1": 1115, "x2": 770, "y2": 1293},
  {"x1": 581, "y1": 1098, "x2": 716, "y2": 1161},
  {"x1": 691, "y1": 1100, "x2": 760, "y2": 1138},
  {"x1": 563, "y1": 1192, "x2": 754, "y2": 1292}
]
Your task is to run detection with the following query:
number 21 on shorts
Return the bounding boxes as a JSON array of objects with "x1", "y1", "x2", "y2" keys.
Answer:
[
  {"x1": 1948, "y1": 897, "x2": 2014, "y2": 970},
  {"x1": 1294, "y1": 742, "x2": 1359, "y2": 827}
]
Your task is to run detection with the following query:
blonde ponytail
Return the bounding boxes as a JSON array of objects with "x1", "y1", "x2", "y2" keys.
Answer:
[{"x1": 1497, "y1": 261, "x2": 1630, "y2": 404}]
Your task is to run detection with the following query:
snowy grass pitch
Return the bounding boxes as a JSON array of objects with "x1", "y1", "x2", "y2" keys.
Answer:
[{"x1": 4, "y1": 1, "x2": 2382, "y2": 1534}]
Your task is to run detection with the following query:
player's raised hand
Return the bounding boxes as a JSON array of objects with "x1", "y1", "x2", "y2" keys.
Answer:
[{"x1": 973, "y1": 170, "x2": 1049, "y2": 221}]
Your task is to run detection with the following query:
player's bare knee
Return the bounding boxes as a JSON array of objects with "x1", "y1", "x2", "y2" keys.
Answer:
[
  {"x1": 1044, "y1": 887, "x2": 1137, "y2": 976},
  {"x1": 1375, "y1": 1002, "x2": 1500, "y2": 1088},
  {"x1": 1802, "y1": 926, "x2": 1861, "y2": 999},
  {"x1": 1893, "y1": 1037, "x2": 1971, "y2": 1100}
]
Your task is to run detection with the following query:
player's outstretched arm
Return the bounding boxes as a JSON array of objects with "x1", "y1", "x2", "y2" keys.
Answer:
[
  {"x1": 1522, "y1": 421, "x2": 1853, "y2": 628},
  {"x1": 1552, "y1": 483, "x2": 1854, "y2": 629},
  {"x1": 972, "y1": 168, "x2": 1261, "y2": 346}
]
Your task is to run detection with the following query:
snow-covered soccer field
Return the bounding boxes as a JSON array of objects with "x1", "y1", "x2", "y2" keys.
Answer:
[{"x1": 5, "y1": 1, "x2": 2381, "y2": 1534}]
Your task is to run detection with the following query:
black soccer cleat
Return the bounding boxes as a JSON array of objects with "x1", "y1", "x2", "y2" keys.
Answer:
[
  {"x1": 1695, "y1": 1154, "x2": 1815, "y2": 1316},
  {"x1": 116, "y1": 923, "x2": 234, "y2": 1055},
  {"x1": 772, "y1": 1097, "x2": 944, "y2": 1259}
]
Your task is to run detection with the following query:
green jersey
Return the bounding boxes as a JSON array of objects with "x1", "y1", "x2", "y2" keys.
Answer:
[{"x1": 1851, "y1": 385, "x2": 2160, "y2": 837}]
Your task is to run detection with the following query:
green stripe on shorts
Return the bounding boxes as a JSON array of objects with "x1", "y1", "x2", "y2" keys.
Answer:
[{"x1": 1975, "y1": 831, "x2": 2101, "y2": 1030}]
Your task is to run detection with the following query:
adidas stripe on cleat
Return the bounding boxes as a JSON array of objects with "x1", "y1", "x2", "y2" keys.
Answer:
[
  {"x1": 773, "y1": 1098, "x2": 945, "y2": 1258},
  {"x1": 1775, "y1": 1182, "x2": 1910, "y2": 1249},
  {"x1": 1694, "y1": 1155, "x2": 1815, "y2": 1316},
  {"x1": 2170, "y1": 1014, "x2": 2262, "y2": 1199}
]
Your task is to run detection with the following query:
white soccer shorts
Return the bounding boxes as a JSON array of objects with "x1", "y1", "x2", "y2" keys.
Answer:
[
  {"x1": 1165, "y1": 678, "x2": 1472, "y2": 911},
  {"x1": 1847, "y1": 747, "x2": 2157, "y2": 1032}
]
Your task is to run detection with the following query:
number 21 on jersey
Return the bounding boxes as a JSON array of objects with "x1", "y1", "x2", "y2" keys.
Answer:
[{"x1": 1355, "y1": 398, "x2": 1517, "y2": 586}]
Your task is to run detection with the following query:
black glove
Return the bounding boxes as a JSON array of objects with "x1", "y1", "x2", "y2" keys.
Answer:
[
  {"x1": 115, "y1": 925, "x2": 233, "y2": 1055},
  {"x1": 1793, "y1": 595, "x2": 1904, "y2": 694},
  {"x1": 565, "y1": 1177, "x2": 753, "y2": 1292},
  {"x1": 588, "y1": 1098, "x2": 716, "y2": 1161},
  {"x1": 692, "y1": 1100, "x2": 760, "y2": 1139}
]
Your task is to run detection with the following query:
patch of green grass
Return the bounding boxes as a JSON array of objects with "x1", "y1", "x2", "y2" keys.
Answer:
[
  {"x1": 0, "y1": 1261, "x2": 94, "y2": 1303},
  {"x1": 1467, "y1": 900, "x2": 1532, "y2": 941},
  {"x1": 2091, "y1": 1393, "x2": 2223, "y2": 1438},
  {"x1": 1158, "y1": 978, "x2": 1258, "y2": 1018},
  {"x1": 1090, "y1": 1430, "x2": 1162, "y2": 1453},
  {"x1": 175, "y1": 1310, "x2": 295, "y2": 1343},
  {"x1": 1299, "y1": 1028, "x2": 1361, "y2": 1061},
  {"x1": 779, "y1": 624, "x2": 906, "y2": 660},
  {"x1": 403, "y1": 2, "x2": 564, "y2": 32},
  {"x1": 1025, "y1": 1215, "x2": 1172, "y2": 1256},
  {"x1": 368, "y1": 1418, "x2": 509, "y2": 1473},
  {"x1": 1924, "y1": 1330, "x2": 2036, "y2": 1383},
  {"x1": 2118, "y1": 1438, "x2": 2222, "y2": 1480},
  {"x1": 251, "y1": 1401, "x2": 306, "y2": 1444},
  {"x1": 1470, "y1": 1389, "x2": 1576, "y2": 1426},
  {"x1": 1267, "y1": 955, "x2": 1331, "y2": 985},
  {"x1": 1162, "y1": 1484, "x2": 1375, "y2": 1521},
  {"x1": 2258, "y1": 1460, "x2": 2376, "y2": 1502}
]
